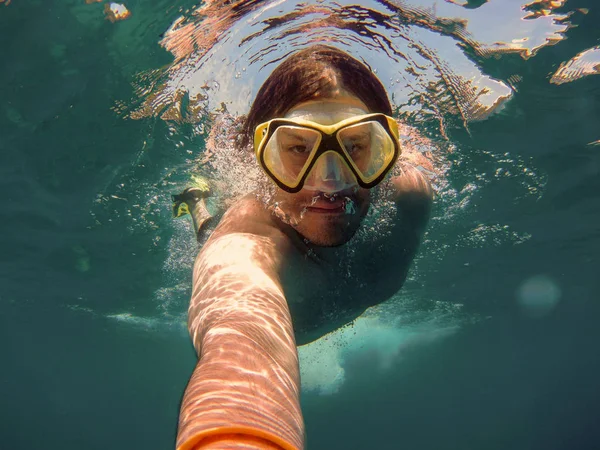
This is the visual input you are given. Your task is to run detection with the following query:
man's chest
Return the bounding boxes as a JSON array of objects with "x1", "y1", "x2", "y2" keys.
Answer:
[{"x1": 281, "y1": 239, "x2": 410, "y2": 344}]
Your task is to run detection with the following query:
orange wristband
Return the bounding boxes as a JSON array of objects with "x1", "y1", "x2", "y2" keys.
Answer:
[{"x1": 178, "y1": 426, "x2": 299, "y2": 450}]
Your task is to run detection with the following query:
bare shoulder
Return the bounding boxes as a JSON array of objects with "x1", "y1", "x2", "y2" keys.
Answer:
[
  {"x1": 196, "y1": 194, "x2": 297, "y2": 275},
  {"x1": 209, "y1": 194, "x2": 288, "y2": 242},
  {"x1": 391, "y1": 163, "x2": 433, "y2": 203}
]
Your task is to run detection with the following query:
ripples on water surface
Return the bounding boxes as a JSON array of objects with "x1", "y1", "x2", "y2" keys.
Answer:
[{"x1": 1, "y1": 1, "x2": 599, "y2": 449}]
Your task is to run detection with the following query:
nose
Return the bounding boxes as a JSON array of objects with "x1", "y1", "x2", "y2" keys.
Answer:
[
  {"x1": 304, "y1": 151, "x2": 357, "y2": 194},
  {"x1": 320, "y1": 152, "x2": 344, "y2": 181}
]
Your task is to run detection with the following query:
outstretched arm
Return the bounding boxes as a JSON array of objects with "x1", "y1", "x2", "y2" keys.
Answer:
[
  {"x1": 372, "y1": 161, "x2": 433, "y2": 295},
  {"x1": 176, "y1": 203, "x2": 304, "y2": 450}
]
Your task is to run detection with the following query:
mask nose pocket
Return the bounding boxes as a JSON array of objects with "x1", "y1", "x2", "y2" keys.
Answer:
[
  {"x1": 319, "y1": 152, "x2": 341, "y2": 179},
  {"x1": 304, "y1": 151, "x2": 357, "y2": 193}
]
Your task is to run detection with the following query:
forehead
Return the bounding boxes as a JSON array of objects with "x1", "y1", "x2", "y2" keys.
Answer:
[{"x1": 284, "y1": 92, "x2": 369, "y2": 125}]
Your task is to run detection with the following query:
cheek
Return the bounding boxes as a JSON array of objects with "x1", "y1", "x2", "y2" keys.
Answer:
[
  {"x1": 274, "y1": 190, "x2": 300, "y2": 206},
  {"x1": 353, "y1": 150, "x2": 372, "y2": 172}
]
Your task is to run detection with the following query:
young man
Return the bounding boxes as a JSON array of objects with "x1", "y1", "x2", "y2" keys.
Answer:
[{"x1": 175, "y1": 45, "x2": 432, "y2": 450}]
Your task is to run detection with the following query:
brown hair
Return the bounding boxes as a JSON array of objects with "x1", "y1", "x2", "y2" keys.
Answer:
[{"x1": 239, "y1": 45, "x2": 392, "y2": 148}]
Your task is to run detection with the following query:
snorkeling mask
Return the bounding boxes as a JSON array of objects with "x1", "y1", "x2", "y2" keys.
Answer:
[{"x1": 254, "y1": 104, "x2": 401, "y2": 194}]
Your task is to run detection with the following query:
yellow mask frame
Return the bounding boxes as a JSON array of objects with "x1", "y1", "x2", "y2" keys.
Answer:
[{"x1": 254, "y1": 113, "x2": 401, "y2": 193}]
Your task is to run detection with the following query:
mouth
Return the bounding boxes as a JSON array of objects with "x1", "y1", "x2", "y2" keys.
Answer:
[
  {"x1": 305, "y1": 193, "x2": 355, "y2": 214},
  {"x1": 307, "y1": 204, "x2": 345, "y2": 214}
]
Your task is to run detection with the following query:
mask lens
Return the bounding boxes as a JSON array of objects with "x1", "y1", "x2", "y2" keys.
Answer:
[
  {"x1": 337, "y1": 121, "x2": 396, "y2": 182},
  {"x1": 263, "y1": 126, "x2": 321, "y2": 187}
]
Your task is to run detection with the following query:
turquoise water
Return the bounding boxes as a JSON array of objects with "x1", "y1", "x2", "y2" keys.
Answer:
[{"x1": 1, "y1": 1, "x2": 599, "y2": 449}]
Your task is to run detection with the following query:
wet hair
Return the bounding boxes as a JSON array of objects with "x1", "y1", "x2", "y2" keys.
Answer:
[{"x1": 240, "y1": 45, "x2": 392, "y2": 148}]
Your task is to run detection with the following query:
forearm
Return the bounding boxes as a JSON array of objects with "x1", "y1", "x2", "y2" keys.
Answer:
[{"x1": 177, "y1": 328, "x2": 303, "y2": 450}]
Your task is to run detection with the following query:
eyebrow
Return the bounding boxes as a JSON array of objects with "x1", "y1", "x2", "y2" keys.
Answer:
[
  {"x1": 343, "y1": 130, "x2": 370, "y2": 139},
  {"x1": 281, "y1": 130, "x2": 312, "y2": 141}
]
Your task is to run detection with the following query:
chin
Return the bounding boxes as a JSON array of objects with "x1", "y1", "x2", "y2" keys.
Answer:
[
  {"x1": 309, "y1": 235, "x2": 354, "y2": 247},
  {"x1": 294, "y1": 215, "x2": 361, "y2": 247}
]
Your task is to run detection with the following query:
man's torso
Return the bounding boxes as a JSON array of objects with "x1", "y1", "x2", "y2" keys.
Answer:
[
  {"x1": 241, "y1": 195, "x2": 421, "y2": 345},
  {"x1": 196, "y1": 166, "x2": 431, "y2": 345}
]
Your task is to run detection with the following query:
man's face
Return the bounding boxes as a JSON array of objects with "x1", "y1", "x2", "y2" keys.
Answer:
[{"x1": 268, "y1": 93, "x2": 373, "y2": 247}]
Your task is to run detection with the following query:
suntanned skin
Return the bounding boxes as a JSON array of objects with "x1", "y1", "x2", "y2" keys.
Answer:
[{"x1": 176, "y1": 96, "x2": 433, "y2": 450}]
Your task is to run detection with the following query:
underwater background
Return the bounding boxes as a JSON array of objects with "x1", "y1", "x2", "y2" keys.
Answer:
[{"x1": 1, "y1": 0, "x2": 599, "y2": 449}]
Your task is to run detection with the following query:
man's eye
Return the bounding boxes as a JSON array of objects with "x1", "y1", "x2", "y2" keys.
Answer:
[
  {"x1": 343, "y1": 133, "x2": 370, "y2": 153},
  {"x1": 345, "y1": 140, "x2": 368, "y2": 154},
  {"x1": 285, "y1": 145, "x2": 309, "y2": 154}
]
